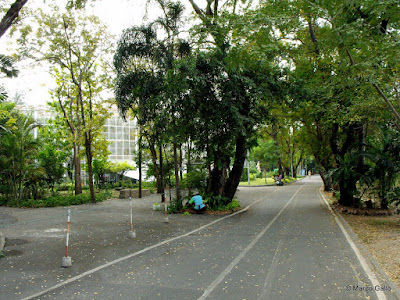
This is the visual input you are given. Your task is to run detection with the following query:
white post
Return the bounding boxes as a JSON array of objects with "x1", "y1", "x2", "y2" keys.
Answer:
[
  {"x1": 129, "y1": 197, "x2": 136, "y2": 238},
  {"x1": 164, "y1": 185, "x2": 169, "y2": 223},
  {"x1": 61, "y1": 209, "x2": 72, "y2": 268},
  {"x1": 246, "y1": 155, "x2": 250, "y2": 185}
]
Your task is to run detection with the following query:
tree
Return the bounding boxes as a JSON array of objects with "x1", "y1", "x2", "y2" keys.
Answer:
[
  {"x1": 234, "y1": 0, "x2": 400, "y2": 207},
  {"x1": 184, "y1": 0, "x2": 287, "y2": 202},
  {"x1": 0, "y1": 0, "x2": 28, "y2": 40},
  {"x1": 0, "y1": 0, "x2": 92, "y2": 40},
  {"x1": 92, "y1": 157, "x2": 109, "y2": 189},
  {"x1": 250, "y1": 137, "x2": 279, "y2": 173},
  {"x1": 108, "y1": 161, "x2": 135, "y2": 182},
  {"x1": 37, "y1": 127, "x2": 70, "y2": 194},
  {"x1": 0, "y1": 112, "x2": 39, "y2": 202},
  {"x1": 365, "y1": 127, "x2": 400, "y2": 209},
  {"x1": 19, "y1": 5, "x2": 113, "y2": 202},
  {"x1": 114, "y1": 0, "x2": 189, "y2": 202}
]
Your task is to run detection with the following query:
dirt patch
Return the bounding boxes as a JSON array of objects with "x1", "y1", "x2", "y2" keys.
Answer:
[
  {"x1": 333, "y1": 203, "x2": 394, "y2": 216},
  {"x1": 325, "y1": 192, "x2": 400, "y2": 288},
  {"x1": 182, "y1": 207, "x2": 242, "y2": 215}
]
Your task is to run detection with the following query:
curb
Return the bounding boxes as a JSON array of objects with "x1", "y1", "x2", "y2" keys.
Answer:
[
  {"x1": 0, "y1": 230, "x2": 5, "y2": 257},
  {"x1": 320, "y1": 189, "x2": 400, "y2": 300}
]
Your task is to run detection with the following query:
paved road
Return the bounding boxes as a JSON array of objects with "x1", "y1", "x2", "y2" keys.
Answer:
[{"x1": 0, "y1": 176, "x2": 398, "y2": 299}]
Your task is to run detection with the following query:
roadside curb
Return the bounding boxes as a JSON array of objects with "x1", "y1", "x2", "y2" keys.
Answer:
[
  {"x1": 0, "y1": 230, "x2": 5, "y2": 257},
  {"x1": 320, "y1": 188, "x2": 400, "y2": 300}
]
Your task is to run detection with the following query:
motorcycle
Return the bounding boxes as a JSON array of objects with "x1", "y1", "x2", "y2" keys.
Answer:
[{"x1": 274, "y1": 175, "x2": 283, "y2": 186}]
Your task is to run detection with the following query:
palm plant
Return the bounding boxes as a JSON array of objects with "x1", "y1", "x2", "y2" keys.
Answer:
[
  {"x1": 0, "y1": 54, "x2": 19, "y2": 102},
  {"x1": 0, "y1": 114, "x2": 39, "y2": 202},
  {"x1": 364, "y1": 127, "x2": 400, "y2": 209},
  {"x1": 328, "y1": 150, "x2": 362, "y2": 207}
]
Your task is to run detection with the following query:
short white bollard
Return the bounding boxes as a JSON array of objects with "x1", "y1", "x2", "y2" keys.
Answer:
[
  {"x1": 61, "y1": 209, "x2": 72, "y2": 268},
  {"x1": 129, "y1": 197, "x2": 136, "y2": 238},
  {"x1": 164, "y1": 187, "x2": 169, "y2": 223}
]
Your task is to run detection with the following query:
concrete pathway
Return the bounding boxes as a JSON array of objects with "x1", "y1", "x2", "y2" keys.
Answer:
[{"x1": 0, "y1": 176, "x2": 398, "y2": 299}]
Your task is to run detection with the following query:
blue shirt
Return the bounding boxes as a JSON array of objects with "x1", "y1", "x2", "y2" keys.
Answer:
[{"x1": 189, "y1": 195, "x2": 205, "y2": 210}]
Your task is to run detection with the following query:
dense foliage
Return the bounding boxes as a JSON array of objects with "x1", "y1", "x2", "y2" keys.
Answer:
[{"x1": 1, "y1": 0, "x2": 400, "y2": 210}]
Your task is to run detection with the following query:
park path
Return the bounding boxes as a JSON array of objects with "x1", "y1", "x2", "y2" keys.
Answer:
[{"x1": 0, "y1": 176, "x2": 398, "y2": 299}]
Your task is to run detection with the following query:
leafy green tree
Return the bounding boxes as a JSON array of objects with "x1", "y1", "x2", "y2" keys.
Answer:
[
  {"x1": 108, "y1": 161, "x2": 135, "y2": 182},
  {"x1": 92, "y1": 157, "x2": 109, "y2": 189},
  {"x1": 185, "y1": 0, "x2": 287, "y2": 202},
  {"x1": 0, "y1": 0, "x2": 92, "y2": 40},
  {"x1": 250, "y1": 138, "x2": 279, "y2": 173},
  {"x1": 19, "y1": 5, "x2": 113, "y2": 202},
  {"x1": 238, "y1": 0, "x2": 400, "y2": 206},
  {"x1": 37, "y1": 128, "x2": 70, "y2": 194},
  {"x1": 114, "y1": 0, "x2": 189, "y2": 201}
]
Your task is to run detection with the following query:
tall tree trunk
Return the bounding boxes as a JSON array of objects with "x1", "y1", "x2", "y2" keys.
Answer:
[
  {"x1": 179, "y1": 145, "x2": 183, "y2": 182},
  {"x1": 330, "y1": 123, "x2": 359, "y2": 207},
  {"x1": 85, "y1": 134, "x2": 95, "y2": 203},
  {"x1": 187, "y1": 141, "x2": 192, "y2": 196},
  {"x1": 138, "y1": 126, "x2": 142, "y2": 198},
  {"x1": 319, "y1": 168, "x2": 332, "y2": 191},
  {"x1": 210, "y1": 158, "x2": 222, "y2": 197},
  {"x1": 73, "y1": 143, "x2": 82, "y2": 195},
  {"x1": 159, "y1": 143, "x2": 165, "y2": 201},
  {"x1": 223, "y1": 135, "x2": 246, "y2": 201},
  {"x1": 149, "y1": 141, "x2": 163, "y2": 194},
  {"x1": 173, "y1": 143, "x2": 181, "y2": 202}
]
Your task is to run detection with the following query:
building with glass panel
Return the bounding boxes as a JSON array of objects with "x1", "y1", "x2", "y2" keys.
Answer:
[
  {"x1": 103, "y1": 108, "x2": 137, "y2": 162},
  {"x1": 17, "y1": 105, "x2": 138, "y2": 164}
]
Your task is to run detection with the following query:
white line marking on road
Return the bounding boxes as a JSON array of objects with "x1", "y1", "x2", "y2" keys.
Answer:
[
  {"x1": 259, "y1": 238, "x2": 284, "y2": 299},
  {"x1": 319, "y1": 187, "x2": 387, "y2": 300},
  {"x1": 22, "y1": 188, "x2": 276, "y2": 300},
  {"x1": 198, "y1": 184, "x2": 304, "y2": 300}
]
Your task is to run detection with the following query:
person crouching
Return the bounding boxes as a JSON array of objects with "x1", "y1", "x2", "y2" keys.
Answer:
[{"x1": 188, "y1": 193, "x2": 207, "y2": 214}]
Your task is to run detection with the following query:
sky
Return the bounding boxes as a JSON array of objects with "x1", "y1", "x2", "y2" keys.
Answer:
[{"x1": 0, "y1": 0, "x2": 195, "y2": 106}]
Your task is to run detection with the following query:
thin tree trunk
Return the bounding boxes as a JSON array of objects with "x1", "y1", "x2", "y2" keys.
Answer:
[
  {"x1": 149, "y1": 141, "x2": 163, "y2": 193},
  {"x1": 187, "y1": 141, "x2": 192, "y2": 196},
  {"x1": 173, "y1": 143, "x2": 181, "y2": 201},
  {"x1": 138, "y1": 126, "x2": 142, "y2": 198},
  {"x1": 85, "y1": 134, "x2": 95, "y2": 203},
  {"x1": 179, "y1": 145, "x2": 183, "y2": 182},
  {"x1": 223, "y1": 135, "x2": 246, "y2": 201},
  {"x1": 73, "y1": 143, "x2": 82, "y2": 195},
  {"x1": 372, "y1": 83, "x2": 400, "y2": 130},
  {"x1": 159, "y1": 143, "x2": 165, "y2": 201}
]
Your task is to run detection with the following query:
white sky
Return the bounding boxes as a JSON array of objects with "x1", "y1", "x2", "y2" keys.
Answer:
[{"x1": 0, "y1": 0, "x2": 196, "y2": 105}]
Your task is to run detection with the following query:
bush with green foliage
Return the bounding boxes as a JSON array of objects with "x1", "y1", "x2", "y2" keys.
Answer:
[
  {"x1": 204, "y1": 194, "x2": 231, "y2": 210},
  {"x1": 182, "y1": 170, "x2": 207, "y2": 193},
  {"x1": 2, "y1": 191, "x2": 110, "y2": 208}
]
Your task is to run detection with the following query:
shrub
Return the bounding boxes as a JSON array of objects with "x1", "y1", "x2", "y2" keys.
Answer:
[
  {"x1": 0, "y1": 196, "x2": 7, "y2": 206},
  {"x1": 182, "y1": 170, "x2": 206, "y2": 193},
  {"x1": 168, "y1": 197, "x2": 184, "y2": 214},
  {"x1": 4, "y1": 191, "x2": 110, "y2": 208},
  {"x1": 225, "y1": 199, "x2": 241, "y2": 211},
  {"x1": 205, "y1": 195, "x2": 231, "y2": 211}
]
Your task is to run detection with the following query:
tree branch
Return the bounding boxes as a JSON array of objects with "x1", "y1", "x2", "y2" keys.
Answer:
[
  {"x1": 307, "y1": 17, "x2": 319, "y2": 55},
  {"x1": 0, "y1": 0, "x2": 29, "y2": 39},
  {"x1": 187, "y1": 0, "x2": 206, "y2": 21},
  {"x1": 372, "y1": 82, "x2": 400, "y2": 129}
]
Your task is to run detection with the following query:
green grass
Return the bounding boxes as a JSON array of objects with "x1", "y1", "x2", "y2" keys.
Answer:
[
  {"x1": 366, "y1": 218, "x2": 400, "y2": 227},
  {"x1": 239, "y1": 176, "x2": 300, "y2": 186},
  {"x1": 239, "y1": 177, "x2": 275, "y2": 186}
]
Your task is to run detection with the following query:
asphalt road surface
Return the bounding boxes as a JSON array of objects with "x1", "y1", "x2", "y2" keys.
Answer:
[{"x1": 1, "y1": 176, "x2": 398, "y2": 300}]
